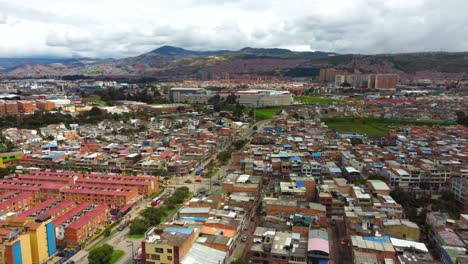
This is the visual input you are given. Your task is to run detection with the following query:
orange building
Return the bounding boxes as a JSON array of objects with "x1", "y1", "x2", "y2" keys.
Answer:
[
  {"x1": 60, "y1": 184, "x2": 138, "y2": 209},
  {"x1": 0, "y1": 100, "x2": 5, "y2": 115},
  {"x1": 19, "y1": 199, "x2": 77, "y2": 220},
  {"x1": 368, "y1": 74, "x2": 399, "y2": 89},
  {"x1": 81, "y1": 173, "x2": 158, "y2": 197},
  {"x1": 4, "y1": 101, "x2": 18, "y2": 115},
  {"x1": 36, "y1": 100, "x2": 56, "y2": 111},
  {"x1": 265, "y1": 200, "x2": 297, "y2": 216},
  {"x1": 0, "y1": 192, "x2": 34, "y2": 214},
  {"x1": 17, "y1": 101, "x2": 35, "y2": 114},
  {"x1": 54, "y1": 203, "x2": 110, "y2": 246}
]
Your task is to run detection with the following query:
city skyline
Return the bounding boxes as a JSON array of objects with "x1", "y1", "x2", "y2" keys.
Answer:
[{"x1": 0, "y1": 0, "x2": 467, "y2": 58}]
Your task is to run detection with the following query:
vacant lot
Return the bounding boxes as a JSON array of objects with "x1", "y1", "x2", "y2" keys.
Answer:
[
  {"x1": 322, "y1": 117, "x2": 455, "y2": 137},
  {"x1": 294, "y1": 96, "x2": 340, "y2": 104},
  {"x1": 253, "y1": 107, "x2": 282, "y2": 121}
]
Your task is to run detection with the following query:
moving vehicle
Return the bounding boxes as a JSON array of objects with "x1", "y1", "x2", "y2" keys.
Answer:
[
  {"x1": 195, "y1": 178, "x2": 203, "y2": 183},
  {"x1": 151, "y1": 196, "x2": 163, "y2": 207}
]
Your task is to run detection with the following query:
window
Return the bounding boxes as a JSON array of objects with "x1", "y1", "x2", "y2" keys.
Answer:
[
  {"x1": 155, "y1": 255, "x2": 160, "y2": 260},
  {"x1": 167, "y1": 249, "x2": 172, "y2": 253},
  {"x1": 155, "y1": 248, "x2": 164, "y2": 253},
  {"x1": 167, "y1": 256, "x2": 173, "y2": 261}
]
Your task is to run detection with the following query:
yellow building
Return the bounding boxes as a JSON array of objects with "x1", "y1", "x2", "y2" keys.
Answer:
[
  {"x1": 0, "y1": 216, "x2": 56, "y2": 264},
  {"x1": 142, "y1": 227, "x2": 199, "y2": 264},
  {"x1": 383, "y1": 219, "x2": 420, "y2": 241},
  {"x1": 0, "y1": 229, "x2": 33, "y2": 264}
]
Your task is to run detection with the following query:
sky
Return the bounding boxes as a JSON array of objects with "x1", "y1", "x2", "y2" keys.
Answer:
[{"x1": 0, "y1": 0, "x2": 467, "y2": 58}]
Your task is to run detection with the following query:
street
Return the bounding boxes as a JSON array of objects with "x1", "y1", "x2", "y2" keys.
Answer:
[{"x1": 330, "y1": 219, "x2": 352, "y2": 264}]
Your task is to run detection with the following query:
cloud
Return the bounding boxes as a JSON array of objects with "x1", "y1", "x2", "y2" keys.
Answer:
[
  {"x1": 0, "y1": 13, "x2": 6, "y2": 24},
  {"x1": 0, "y1": 0, "x2": 467, "y2": 58}
]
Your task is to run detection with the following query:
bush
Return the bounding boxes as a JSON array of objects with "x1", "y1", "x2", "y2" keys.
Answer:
[{"x1": 88, "y1": 244, "x2": 114, "y2": 264}]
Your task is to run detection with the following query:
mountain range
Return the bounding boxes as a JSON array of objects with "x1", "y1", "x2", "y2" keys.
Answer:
[{"x1": 1, "y1": 46, "x2": 467, "y2": 80}]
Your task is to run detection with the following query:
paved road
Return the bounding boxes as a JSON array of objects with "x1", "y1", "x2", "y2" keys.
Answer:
[{"x1": 330, "y1": 220, "x2": 352, "y2": 264}]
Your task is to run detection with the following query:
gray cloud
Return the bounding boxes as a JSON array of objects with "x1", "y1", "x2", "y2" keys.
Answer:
[
  {"x1": 0, "y1": 13, "x2": 6, "y2": 24},
  {"x1": 0, "y1": 0, "x2": 467, "y2": 58}
]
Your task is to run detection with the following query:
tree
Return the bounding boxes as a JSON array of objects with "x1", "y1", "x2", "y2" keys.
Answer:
[
  {"x1": 89, "y1": 106, "x2": 104, "y2": 117},
  {"x1": 225, "y1": 94, "x2": 237, "y2": 105},
  {"x1": 103, "y1": 227, "x2": 111, "y2": 237},
  {"x1": 154, "y1": 169, "x2": 169, "y2": 176},
  {"x1": 139, "y1": 207, "x2": 166, "y2": 226},
  {"x1": 0, "y1": 168, "x2": 10, "y2": 178},
  {"x1": 176, "y1": 106, "x2": 186, "y2": 112},
  {"x1": 456, "y1": 110, "x2": 468, "y2": 126},
  {"x1": 217, "y1": 150, "x2": 232, "y2": 164},
  {"x1": 88, "y1": 244, "x2": 114, "y2": 264},
  {"x1": 129, "y1": 217, "x2": 150, "y2": 235}
]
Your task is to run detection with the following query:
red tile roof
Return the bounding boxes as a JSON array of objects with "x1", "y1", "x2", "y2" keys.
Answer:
[
  {"x1": 0, "y1": 192, "x2": 33, "y2": 210},
  {"x1": 37, "y1": 200, "x2": 77, "y2": 219},
  {"x1": 54, "y1": 203, "x2": 90, "y2": 227},
  {"x1": 19, "y1": 198, "x2": 58, "y2": 217},
  {"x1": 67, "y1": 204, "x2": 109, "y2": 230}
]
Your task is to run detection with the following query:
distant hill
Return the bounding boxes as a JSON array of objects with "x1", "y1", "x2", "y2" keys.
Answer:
[{"x1": 1, "y1": 46, "x2": 467, "y2": 80}]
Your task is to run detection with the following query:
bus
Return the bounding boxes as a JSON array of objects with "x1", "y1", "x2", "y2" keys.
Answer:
[{"x1": 151, "y1": 197, "x2": 162, "y2": 207}]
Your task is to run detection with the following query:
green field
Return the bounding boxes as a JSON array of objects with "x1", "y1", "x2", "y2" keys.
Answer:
[
  {"x1": 253, "y1": 107, "x2": 282, "y2": 121},
  {"x1": 294, "y1": 96, "x2": 340, "y2": 104},
  {"x1": 87, "y1": 96, "x2": 108, "y2": 106},
  {"x1": 323, "y1": 117, "x2": 456, "y2": 137},
  {"x1": 110, "y1": 250, "x2": 125, "y2": 264}
]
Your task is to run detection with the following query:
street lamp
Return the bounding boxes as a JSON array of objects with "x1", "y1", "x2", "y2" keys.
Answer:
[{"x1": 126, "y1": 241, "x2": 134, "y2": 264}]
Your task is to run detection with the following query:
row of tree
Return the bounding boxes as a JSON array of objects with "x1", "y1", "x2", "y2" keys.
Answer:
[{"x1": 129, "y1": 187, "x2": 190, "y2": 235}]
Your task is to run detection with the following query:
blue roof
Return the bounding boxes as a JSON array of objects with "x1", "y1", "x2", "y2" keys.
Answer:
[
  {"x1": 329, "y1": 167, "x2": 342, "y2": 173},
  {"x1": 284, "y1": 144, "x2": 292, "y2": 148},
  {"x1": 264, "y1": 127, "x2": 273, "y2": 131},
  {"x1": 290, "y1": 156, "x2": 301, "y2": 162},
  {"x1": 296, "y1": 182, "x2": 305, "y2": 188},
  {"x1": 312, "y1": 152, "x2": 321, "y2": 157},
  {"x1": 164, "y1": 228, "x2": 194, "y2": 235},
  {"x1": 319, "y1": 260, "x2": 329, "y2": 264},
  {"x1": 373, "y1": 163, "x2": 384, "y2": 168},
  {"x1": 80, "y1": 85, "x2": 101, "y2": 89},
  {"x1": 47, "y1": 153, "x2": 64, "y2": 159},
  {"x1": 423, "y1": 150, "x2": 433, "y2": 155},
  {"x1": 275, "y1": 127, "x2": 283, "y2": 132},
  {"x1": 362, "y1": 236, "x2": 390, "y2": 243},
  {"x1": 408, "y1": 147, "x2": 416, "y2": 152},
  {"x1": 278, "y1": 152, "x2": 289, "y2": 158},
  {"x1": 181, "y1": 217, "x2": 207, "y2": 221},
  {"x1": 42, "y1": 144, "x2": 57, "y2": 149}
]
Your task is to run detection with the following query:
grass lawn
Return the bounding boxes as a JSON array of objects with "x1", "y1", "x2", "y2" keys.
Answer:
[
  {"x1": 127, "y1": 234, "x2": 145, "y2": 239},
  {"x1": 87, "y1": 96, "x2": 108, "y2": 106},
  {"x1": 323, "y1": 117, "x2": 455, "y2": 137},
  {"x1": 110, "y1": 250, "x2": 125, "y2": 264},
  {"x1": 295, "y1": 96, "x2": 340, "y2": 104},
  {"x1": 254, "y1": 107, "x2": 282, "y2": 121}
]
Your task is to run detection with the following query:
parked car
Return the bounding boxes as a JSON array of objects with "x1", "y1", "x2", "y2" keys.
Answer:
[
  {"x1": 195, "y1": 178, "x2": 202, "y2": 183},
  {"x1": 241, "y1": 236, "x2": 248, "y2": 242},
  {"x1": 184, "y1": 180, "x2": 192, "y2": 183}
]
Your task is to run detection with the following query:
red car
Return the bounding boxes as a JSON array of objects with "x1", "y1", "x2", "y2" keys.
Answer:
[{"x1": 195, "y1": 178, "x2": 203, "y2": 183}]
